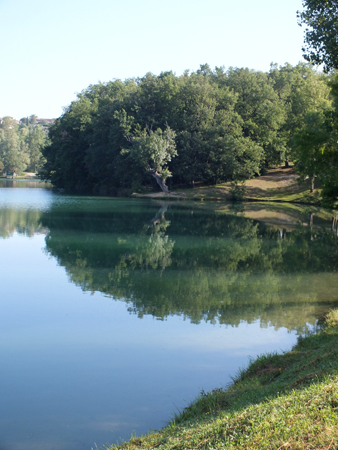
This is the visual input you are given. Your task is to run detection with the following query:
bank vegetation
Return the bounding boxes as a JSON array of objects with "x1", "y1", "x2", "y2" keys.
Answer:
[{"x1": 108, "y1": 309, "x2": 338, "y2": 450}]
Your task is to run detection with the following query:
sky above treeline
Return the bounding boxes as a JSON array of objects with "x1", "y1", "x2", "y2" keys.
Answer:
[{"x1": 1, "y1": 0, "x2": 306, "y2": 120}]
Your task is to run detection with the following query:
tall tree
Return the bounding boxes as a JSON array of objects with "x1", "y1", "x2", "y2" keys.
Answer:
[
  {"x1": 26, "y1": 125, "x2": 48, "y2": 172},
  {"x1": 221, "y1": 67, "x2": 285, "y2": 167},
  {"x1": 269, "y1": 62, "x2": 331, "y2": 166},
  {"x1": 295, "y1": 1, "x2": 338, "y2": 204},
  {"x1": 122, "y1": 125, "x2": 177, "y2": 192},
  {"x1": 29, "y1": 114, "x2": 38, "y2": 125},
  {"x1": 0, "y1": 117, "x2": 29, "y2": 174},
  {"x1": 41, "y1": 90, "x2": 101, "y2": 190},
  {"x1": 171, "y1": 70, "x2": 250, "y2": 185},
  {"x1": 298, "y1": 0, "x2": 338, "y2": 72},
  {"x1": 294, "y1": 74, "x2": 338, "y2": 203}
]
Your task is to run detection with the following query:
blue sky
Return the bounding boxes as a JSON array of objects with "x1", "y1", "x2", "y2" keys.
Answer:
[{"x1": 1, "y1": 0, "x2": 305, "y2": 120}]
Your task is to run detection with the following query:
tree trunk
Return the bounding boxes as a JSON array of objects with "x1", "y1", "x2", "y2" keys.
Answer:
[
  {"x1": 310, "y1": 177, "x2": 315, "y2": 193},
  {"x1": 151, "y1": 171, "x2": 170, "y2": 193},
  {"x1": 285, "y1": 156, "x2": 289, "y2": 168}
]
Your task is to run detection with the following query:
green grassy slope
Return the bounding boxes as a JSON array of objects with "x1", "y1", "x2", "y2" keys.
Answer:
[
  {"x1": 109, "y1": 310, "x2": 338, "y2": 449},
  {"x1": 135, "y1": 168, "x2": 324, "y2": 205}
]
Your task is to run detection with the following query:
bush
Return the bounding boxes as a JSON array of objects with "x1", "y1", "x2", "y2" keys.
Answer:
[{"x1": 230, "y1": 181, "x2": 246, "y2": 201}]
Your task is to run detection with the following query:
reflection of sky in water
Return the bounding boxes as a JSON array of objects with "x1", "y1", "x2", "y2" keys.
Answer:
[
  {"x1": 0, "y1": 233, "x2": 299, "y2": 450},
  {"x1": 0, "y1": 186, "x2": 54, "y2": 211}
]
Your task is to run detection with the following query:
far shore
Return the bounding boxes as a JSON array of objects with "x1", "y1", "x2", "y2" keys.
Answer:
[
  {"x1": 133, "y1": 167, "x2": 325, "y2": 206},
  {"x1": 2, "y1": 168, "x2": 336, "y2": 209}
]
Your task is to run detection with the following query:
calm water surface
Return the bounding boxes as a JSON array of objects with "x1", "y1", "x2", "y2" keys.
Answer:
[{"x1": 1, "y1": 182, "x2": 338, "y2": 450}]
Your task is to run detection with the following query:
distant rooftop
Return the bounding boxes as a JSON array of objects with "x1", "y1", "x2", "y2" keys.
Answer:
[{"x1": 36, "y1": 118, "x2": 54, "y2": 123}]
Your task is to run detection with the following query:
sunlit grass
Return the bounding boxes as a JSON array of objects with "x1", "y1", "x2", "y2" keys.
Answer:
[{"x1": 136, "y1": 168, "x2": 329, "y2": 206}]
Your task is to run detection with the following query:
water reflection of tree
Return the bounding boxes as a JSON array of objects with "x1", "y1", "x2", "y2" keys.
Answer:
[
  {"x1": 41, "y1": 202, "x2": 338, "y2": 333},
  {"x1": 0, "y1": 208, "x2": 47, "y2": 238},
  {"x1": 116, "y1": 204, "x2": 174, "y2": 272}
]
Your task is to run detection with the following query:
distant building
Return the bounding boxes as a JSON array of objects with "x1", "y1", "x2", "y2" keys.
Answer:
[
  {"x1": 3, "y1": 170, "x2": 16, "y2": 178},
  {"x1": 36, "y1": 118, "x2": 54, "y2": 124}
]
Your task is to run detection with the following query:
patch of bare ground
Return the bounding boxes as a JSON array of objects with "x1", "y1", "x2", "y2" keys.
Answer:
[
  {"x1": 244, "y1": 168, "x2": 301, "y2": 199},
  {"x1": 133, "y1": 167, "x2": 321, "y2": 204}
]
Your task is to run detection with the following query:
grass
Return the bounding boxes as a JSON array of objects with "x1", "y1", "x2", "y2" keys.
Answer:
[
  {"x1": 135, "y1": 168, "x2": 325, "y2": 206},
  {"x1": 108, "y1": 309, "x2": 338, "y2": 449}
]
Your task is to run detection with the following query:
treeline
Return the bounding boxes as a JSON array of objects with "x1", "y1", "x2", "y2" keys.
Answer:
[
  {"x1": 41, "y1": 63, "x2": 332, "y2": 195},
  {"x1": 0, "y1": 115, "x2": 49, "y2": 175}
]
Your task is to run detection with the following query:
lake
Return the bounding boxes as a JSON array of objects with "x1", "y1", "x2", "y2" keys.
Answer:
[{"x1": 1, "y1": 181, "x2": 338, "y2": 450}]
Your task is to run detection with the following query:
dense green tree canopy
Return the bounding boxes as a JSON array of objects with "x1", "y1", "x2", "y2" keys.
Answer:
[
  {"x1": 25, "y1": 125, "x2": 48, "y2": 172},
  {"x1": 0, "y1": 117, "x2": 29, "y2": 174},
  {"x1": 41, "y1": 64, "x2": 332, "y2": 195},
  {"x1": 122, "y1": 125, "x2": 177, "y2": 192},
  {"x1": 0, "y1": 116, "x2": 49, "y2": 175},
  {"x1": 295, "y1": 2, "x2": 338, "y2": 205},
  {"x1": 294, "y1": 74, "x2": 338, "y2": 204},
  {"x1": 269, "y1": 62, "x2": 331, "y2": 167}
]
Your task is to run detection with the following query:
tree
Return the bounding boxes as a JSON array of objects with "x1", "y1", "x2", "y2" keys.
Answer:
[
  {"x1": 293, "y1": 110, "x2": 329, "y2": 191},
  {"x1": 269, "y1": 62, "x2": 331, "y2": 167},
  {"x1": 26, "y1": 125, "x2": 48, "y2": 172},
  {"x1": 293, "y1": 73, "x2": 338, "y2": 202},
  {"x1": 295, "y1": 2, "x2": 338, "y2": 204},
  {"x1": 221, "y1": 67, "x2": 285, "y2": 167},
  {"x1": 170, "y1": 70, "x2": 247, "y2": 185},
  {"x1": 122, "y1": 125, "x2": 177, "y2": 193},
  {"x1": 41, "y1": 63, "x2": 334, "y2": 194},
  {"x1": 29, "y1": 114, "x2": 38, "y2": 125},
  {"x1": 0, "y1": 116, "x2": 29, "y2": 174},
  {"x1": 41, "y1": 91, "x2": 101, "y2": 190},
  {"x1": 297, "y1": 0, "x2": 338, "y2": 72},
  {"x1": 20, "y1": 117, "x2": 29, "y2": 126}
]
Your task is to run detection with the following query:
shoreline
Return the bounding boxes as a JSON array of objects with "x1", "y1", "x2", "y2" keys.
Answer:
[
  {"x1": 8, "y1": 168, "x2": 336, "y2": 209},
  {"x1": 132, "y1": 168, "x2": 325, "y2": 206},
  {"x1": 108, "y1": 309, "x2": 338, "y2": 449}
]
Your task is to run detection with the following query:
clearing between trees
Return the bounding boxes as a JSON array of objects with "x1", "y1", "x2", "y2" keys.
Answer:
[{"x1": 135, "y1": 167, "x2": 322, "y2": 205}]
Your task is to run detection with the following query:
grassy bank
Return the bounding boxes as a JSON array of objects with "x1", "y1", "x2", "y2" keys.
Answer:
[
  {"x1": 135, "y1": 168, "x2": 325, "y2": 205},
  {"x1": 109, "y1": 309, "x2": 338, "y2": 449}
]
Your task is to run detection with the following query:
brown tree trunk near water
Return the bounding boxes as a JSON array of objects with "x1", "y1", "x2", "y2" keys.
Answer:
[
  {"x1": 310, "y1": 177, "x2": 315, "y2": 193},
  {"x1": 151, "y1": 170, "x2": 170, "y2": 193}
]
